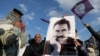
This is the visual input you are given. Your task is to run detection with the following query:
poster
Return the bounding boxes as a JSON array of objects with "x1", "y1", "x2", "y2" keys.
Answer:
[{"x1": 44, "y1": 16, "x2": 77, "y2": 56}]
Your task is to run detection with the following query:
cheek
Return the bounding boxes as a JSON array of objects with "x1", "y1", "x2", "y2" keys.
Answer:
[
  {"x1": 18, "y1": 23, "x2": 22, "y2": 27},
  {"x1": 53, "y1": 31, "x2": 59, "y2": 36},
  {"x1": 16, "y1": 22, "x2": 21, "y2": 27},
  {"x1": 63, "y1": 31, "x2": 69, "y2": 37}
]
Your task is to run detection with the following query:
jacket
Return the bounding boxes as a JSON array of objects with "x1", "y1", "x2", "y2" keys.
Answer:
[
  {"x1": 23, "y1": 41, "x2": 43, "y2": 56},
  {"x1": 0, "y1": 24, "x2": 27, "y2": 56}
]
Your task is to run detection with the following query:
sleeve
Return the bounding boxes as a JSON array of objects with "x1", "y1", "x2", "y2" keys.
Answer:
[
  {"x1": 20, "y1": 32, "x2": 27, "y2": 48},
  {"x1": 77, "y1": 46, "x2": 88, "y2": 56},
  {"x1": 76, "y1": 39, "x2": 88, "y2": 56},
  {"x1": 87, "y1": 26, "x2": 100, "y2": 41}
]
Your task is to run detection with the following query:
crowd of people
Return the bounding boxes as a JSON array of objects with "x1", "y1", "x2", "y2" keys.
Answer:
[
  {"x1": 22, "y1": 22, "x2": 100, "y2": 56},
  {"x1": 23, "y1": 21, "x2": 100, "y2": 56},
  {"x1": 0, "y1": 8, "x2": 100, "y2": 56}
]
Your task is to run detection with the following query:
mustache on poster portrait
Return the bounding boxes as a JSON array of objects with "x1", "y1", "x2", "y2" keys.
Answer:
[
  {"x1": 55, "y1": 36, "x2": 65, "y2": 41},
  {"x1": 55, "y1": 36, "x2": 74, "y2": 42}
]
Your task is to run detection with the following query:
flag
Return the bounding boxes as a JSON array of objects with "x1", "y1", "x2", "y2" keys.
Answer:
[{"x1": 71, "y1": 0, "x2": 94, "y2": 19}]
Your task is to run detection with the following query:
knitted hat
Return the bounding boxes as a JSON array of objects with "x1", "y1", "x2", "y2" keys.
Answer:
[{"x1": 6, "y1": 8, "x2": 23, "y2": 24}]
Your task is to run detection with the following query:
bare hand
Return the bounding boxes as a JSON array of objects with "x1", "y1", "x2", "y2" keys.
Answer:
[
  {"x1": 83, "y1": 23, "x2": 90, "y2": 27},
  {"x1": 20, "y1": 22, "x2": 25, "y2": 32}
]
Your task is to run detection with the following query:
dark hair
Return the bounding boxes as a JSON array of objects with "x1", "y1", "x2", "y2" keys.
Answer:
[{"x1": 53, "y1": 19, "x2": 70, "y2": 30}]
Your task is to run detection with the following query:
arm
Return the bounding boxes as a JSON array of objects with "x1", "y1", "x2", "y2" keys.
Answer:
[
  {"x1": 20, "y1": 32, "x2": 27, "y2": 48},
  {"x1": 84, "y1": 23, "x2": 100, "y2": 41},
  {"x1": 20, "y1": 22, "x2": 27, "y2": 48}
]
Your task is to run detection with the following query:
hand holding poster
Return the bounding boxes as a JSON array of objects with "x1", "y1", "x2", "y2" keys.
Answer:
[{"x1": 43, "y1": 16, "x2": 77, "y2": 56}]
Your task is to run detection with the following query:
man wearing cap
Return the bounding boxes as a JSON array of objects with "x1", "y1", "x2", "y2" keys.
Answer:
[{"x1": 0, "y1": 8, "x2": 27, "y2": 56}]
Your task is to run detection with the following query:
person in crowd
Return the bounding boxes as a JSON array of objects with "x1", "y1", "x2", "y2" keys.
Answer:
[
  {"x1": 0, "y1": 8, "x2": 27, "y2": 56},
  {"x1": 83, "y1": 23, "x2": 100, "y2": 56},
  {"x1": 75, "y1": 30, "x2": 88, "y2": 56},
  {"x1": 23, "y1": 33, "x2": 43, "y2": 56},
  {"x1": 87, "y1": 43, "x2": 96, "y2": 56},
  {"x1": 23, "y1": 38, "x2": 35, "y2": 56}
]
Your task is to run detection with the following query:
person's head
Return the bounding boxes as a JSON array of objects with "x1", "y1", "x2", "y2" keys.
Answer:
[
  {"x1": 34, "y1": 34, "x2": 41, "y2": 43},
  {"x1": 6, "y1": 8, "x2": 23, "y2": 27},
  {"x1": 12, "y1": 8, "x2": 23, "y2": 18},
  {"x1": 53, "y1": 19, "x2": 70, "y2": 44}
]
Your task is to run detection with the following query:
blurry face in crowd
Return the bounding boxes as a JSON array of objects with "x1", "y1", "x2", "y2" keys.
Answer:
[
  {"x1": 35, "y1": 34, "x2": 41, "y2": 43},
  {"x1": 14, "y1": 21, "x2": 22, "y2": 28},
  {"x1": 53, "y1": 24, "x2": 69, "y2": 44}
]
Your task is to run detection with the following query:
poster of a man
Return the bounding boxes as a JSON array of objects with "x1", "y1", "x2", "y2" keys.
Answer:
[{"x1": 43, "y1": 16, "x2": 76, "y2": 56}]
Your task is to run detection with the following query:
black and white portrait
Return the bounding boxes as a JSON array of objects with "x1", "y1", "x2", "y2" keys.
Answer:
[{"x1": 44, "y1": 16, "x2": 75, "y2": 56}]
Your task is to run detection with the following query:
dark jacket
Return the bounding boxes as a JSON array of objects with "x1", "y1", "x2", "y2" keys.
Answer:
[
  {"x1": 23, "y1": 41, "x2": 43, "y2": 56},
  {"x1": 60, "y1": 39, "x2": 88, "y2": 56},
  {"x1": 77, "y1": 45, "x2": 88, "y2": 56}
]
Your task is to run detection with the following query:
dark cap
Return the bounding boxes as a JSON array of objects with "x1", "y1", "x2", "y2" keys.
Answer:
[
  {"x1": 6, "y1": 8, "x2": 23, "y2": 23},
  {"x1": 13, "y1": 8, "x2": 23, "y2": 16}
]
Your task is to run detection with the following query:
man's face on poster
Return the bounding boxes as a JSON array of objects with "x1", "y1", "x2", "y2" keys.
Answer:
[{"x1": 53, "y1": 24, "x2": 69, "y2": 44}]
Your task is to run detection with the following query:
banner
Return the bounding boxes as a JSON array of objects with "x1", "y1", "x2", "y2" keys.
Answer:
[
  {"x1": 43, "y1": 16, "x2": 76, "y2": 56},
  {"x1": 71, "y1": 0, "x2": 94, "y2": 19}
]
